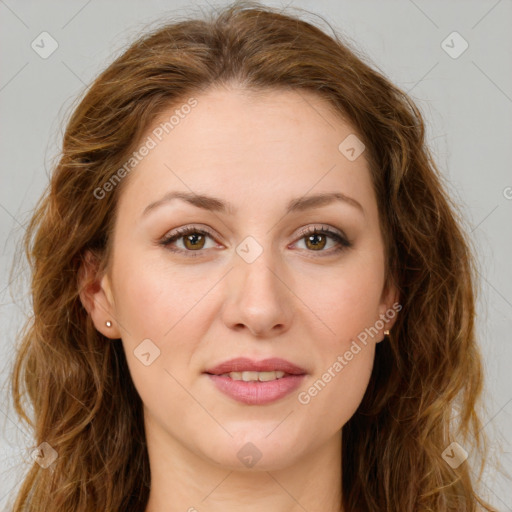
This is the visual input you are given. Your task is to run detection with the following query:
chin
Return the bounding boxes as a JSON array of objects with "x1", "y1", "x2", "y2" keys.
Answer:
[{"x1": 199, "y1": 430, "x2": 305, "y2": 472}]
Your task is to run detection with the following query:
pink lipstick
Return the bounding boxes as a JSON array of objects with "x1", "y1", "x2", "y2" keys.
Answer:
[{"x1": 204, "y1": 357, "x2": 307, "y2": 405}]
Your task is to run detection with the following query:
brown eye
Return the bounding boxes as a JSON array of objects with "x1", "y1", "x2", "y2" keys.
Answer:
[
  {"x1": 160, "y1": 226, "x2": 216, "y2": 256},
  {"x1": 295, "y1": 226, "x2": 351, "y2": 255},
  {"x1": 304, "y1": 232, "x2": 327, "y2": 251},
  {"x1": 182, "y1": 232, "x2": 206, "y2": 250}
]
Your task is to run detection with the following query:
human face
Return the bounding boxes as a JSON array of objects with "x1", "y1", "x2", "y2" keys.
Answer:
[{"x1": 94, "y1": 85, "x2": 398, "y2": 471}]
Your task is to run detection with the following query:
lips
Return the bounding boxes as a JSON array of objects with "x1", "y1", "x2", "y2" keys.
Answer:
[
  {"x1": 204, "y1": 357, "x2": 307, "y2": 405},
  {"x1": 204, "y1": 357, "x2": 307, "y2": 376}
]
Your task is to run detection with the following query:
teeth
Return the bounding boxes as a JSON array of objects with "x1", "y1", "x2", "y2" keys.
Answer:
[{"x1": 219, "y1": 370, "x2": 286, "y2": 381}]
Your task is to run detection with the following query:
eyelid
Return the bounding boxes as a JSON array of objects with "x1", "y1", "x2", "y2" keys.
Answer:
[
  {"x1": 294, "y1": 224, "x2": 348, "y2": 243},
  {"x1": 159, "y1": 224, "x2": 219, "y2": 255}
]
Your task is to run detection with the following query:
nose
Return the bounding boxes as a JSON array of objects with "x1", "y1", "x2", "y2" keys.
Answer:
[{"x1": 221, "y1": 250, "x2": 294, "y2": 338}]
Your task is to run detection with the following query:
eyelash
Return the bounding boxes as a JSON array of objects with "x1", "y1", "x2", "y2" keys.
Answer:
[{"x1": 159, "y1": 225, "x2": 352, "y2": 258}]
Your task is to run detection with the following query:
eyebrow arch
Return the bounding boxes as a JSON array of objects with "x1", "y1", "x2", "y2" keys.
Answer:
[{"x1": 142, "y1": 191, "x2": 364, "y2": 217}]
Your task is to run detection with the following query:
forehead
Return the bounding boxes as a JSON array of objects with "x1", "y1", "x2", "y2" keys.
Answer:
[{"x1": 116, "y1": 86, "x2": 375, "y2": 220}]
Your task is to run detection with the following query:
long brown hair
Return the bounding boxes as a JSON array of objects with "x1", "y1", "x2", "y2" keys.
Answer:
[{"x1": 8, "y1": 1, "x2": 501, "y2": 510}]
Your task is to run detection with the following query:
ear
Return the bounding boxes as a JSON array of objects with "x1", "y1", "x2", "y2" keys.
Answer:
[
  {"x1": 78, "y1": 250, "x2": 121, "y2": 339},
  {"x1": 375, "y1": 277, "x2": 401, "y2": 343}
]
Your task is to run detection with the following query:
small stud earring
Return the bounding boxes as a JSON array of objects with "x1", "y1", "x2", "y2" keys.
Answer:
[
  {"x1": 384, "y1": 329, "x2": 390, "y2": 336},
  {"x1": 105, "y1": 320, "x2": 112, "y2": 327}
]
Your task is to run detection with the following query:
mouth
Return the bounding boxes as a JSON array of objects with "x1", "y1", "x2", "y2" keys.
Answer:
[
  {"x1": 204, "y1": 357, "x2": 307, "y2": 376},
  {"x1": 212, "y1": 370, "x2": 289, "y2": 381},
  {"x1": 204, "y1": 357, "x2": 307, "y2": 405}
]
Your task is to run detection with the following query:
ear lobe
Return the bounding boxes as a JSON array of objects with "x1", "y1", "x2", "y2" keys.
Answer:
[
  {"x1": 78, "y1": 250, "x2": 120, "y2": 339},
  {"x1": 376, "y1": 279, "x2": 401, "y2": 342}
]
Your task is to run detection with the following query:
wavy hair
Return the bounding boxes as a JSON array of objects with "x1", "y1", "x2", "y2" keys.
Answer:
[{"x1": 8, "y1": 1, "x2": 501, "y2": 510}]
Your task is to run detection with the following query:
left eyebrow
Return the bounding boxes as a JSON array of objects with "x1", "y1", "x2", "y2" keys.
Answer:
[
  {"x1": 141, "y1": 191, "x2": 365, "y2": 218},
  {"x1": 286, "y1": 192, "x2": 364, "y2": 215}
]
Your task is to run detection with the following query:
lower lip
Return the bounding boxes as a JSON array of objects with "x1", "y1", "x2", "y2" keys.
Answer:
[{"x1": 206, "y1": 374, "x2": 306, "y2": 405}]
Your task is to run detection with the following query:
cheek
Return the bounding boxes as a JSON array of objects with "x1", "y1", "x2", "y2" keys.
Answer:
[
  {"x1": 299, "y1": 321, "x2": 377, "y2": 429},
  {"x1": 326, "y1": 347, "x2": 375, "y2": 427},
  {"x1": 296, "y1": 336, "x2": 376, "y2": 442},
  {"x1": 298, "y1": 249, "x2": 384, "y2": 415},
  {"x1": 110, "y1": 265, "x2": 206, "y2": 420},
  {"x1": 115, "y1": 263, "x2": 201, "y2": 423},
  {"x1": 309, "y1": 253, "x2": 386, "y2": 342},
  {"x1": 112, "y1": 251, "x2": 207, "y2": 341}
]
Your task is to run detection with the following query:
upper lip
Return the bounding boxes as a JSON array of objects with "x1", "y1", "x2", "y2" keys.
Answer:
[{"x1": 204, "y1": 357, "x2": 307, "y2": 376}]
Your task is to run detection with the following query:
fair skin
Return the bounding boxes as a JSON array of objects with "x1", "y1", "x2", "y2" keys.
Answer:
[{"x1": 80, "y1": 85, "x2": 398, "y2": 512}]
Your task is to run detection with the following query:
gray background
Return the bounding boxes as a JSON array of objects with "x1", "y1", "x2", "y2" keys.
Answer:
[{"x1": 1, "y1": 0, "x2": 511, "y2": 509}]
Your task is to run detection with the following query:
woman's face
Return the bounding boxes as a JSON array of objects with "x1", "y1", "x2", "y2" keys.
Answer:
[{"x1": 85, "y1": 86, "x2": 398, "y2": 471}]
